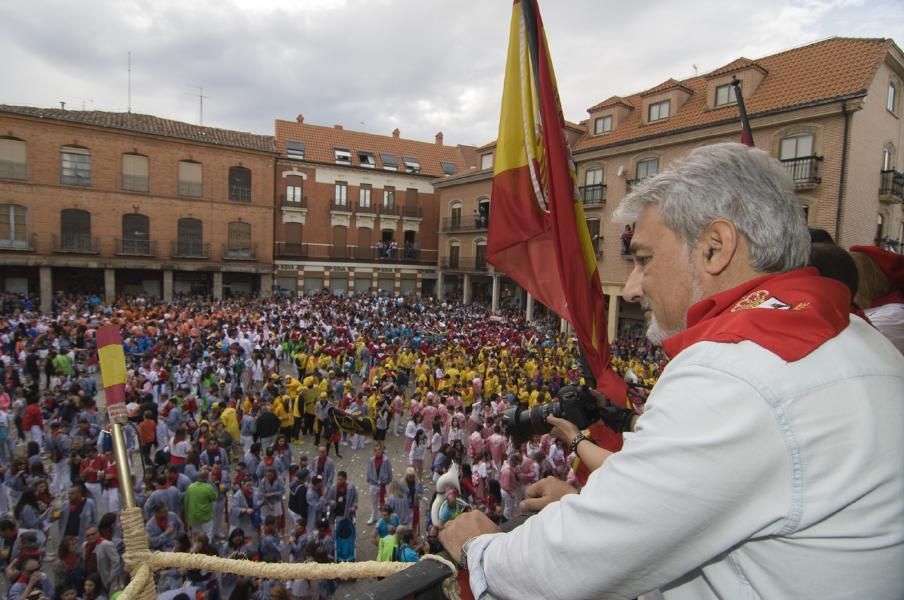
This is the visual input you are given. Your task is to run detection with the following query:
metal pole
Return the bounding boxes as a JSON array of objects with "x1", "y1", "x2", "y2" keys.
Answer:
[{"x1": 111, "y1": 422, "x2": 136, "y2": 509}]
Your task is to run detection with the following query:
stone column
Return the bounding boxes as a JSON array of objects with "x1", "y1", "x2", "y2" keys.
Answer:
[
  {"x1": 212, "y1": 272, "x2": 223, "y2": 300},
  {"x1": 607, "y1": 292, "x2": 620, "y2": 342},
  {"x1": 104, "y1": 269, "x2": 116, "y2": 304},
  {"x1": 462, "y1": 273, "x2": 472, "y2": 304},
  {"x1": 39, "y1": 267, "x2": 52, "y2": 314},
  {"x1": 259, "y1": 273, "x2": 273, "y2": 297},
  {"x1": 372, "y1": 271, "x2": 379, "y2": 293},
  {"x1": 394, "y1": 271, "x2": 401, "y2": 295},
  {"x1": 560, "y1": 317, "x2": 569, "y2": 334},
  {"x1": 491, "y1": 274, "x2": 500, "y2": 313},
  {"x1": 348, "y1": 269, "x2": 356, "y2": 294},
  {"x1": 163, "y1": 270, "x2": 173, "y2": 301},
  {"x1": 436, "y1": 271, "x2": 444, "y2": 300},
  {"x1": 526, "y1": 292, "x2": 535, "y2": 322}
]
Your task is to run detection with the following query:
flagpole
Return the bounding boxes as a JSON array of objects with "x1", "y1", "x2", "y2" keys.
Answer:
[
  {"x1": 111, "y1": 421, "x2": 136, "y2": 508},
  {"x1": 732, "y1": 75, "x2": 755, "y2": 146}
]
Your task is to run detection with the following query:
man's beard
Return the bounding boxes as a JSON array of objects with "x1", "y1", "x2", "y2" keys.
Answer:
[{"x1": 644, "y1": 269, "x2": 705, "y2": 347}]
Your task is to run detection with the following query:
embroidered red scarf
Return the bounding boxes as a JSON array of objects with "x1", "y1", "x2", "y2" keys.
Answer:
[{"x1": 663, "y1": 268, "x2": 851, "y2": 362}]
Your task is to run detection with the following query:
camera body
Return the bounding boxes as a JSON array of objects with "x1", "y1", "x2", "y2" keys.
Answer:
[{"x1": 502, "y1": 385, "x2": 601, "y2": 443}]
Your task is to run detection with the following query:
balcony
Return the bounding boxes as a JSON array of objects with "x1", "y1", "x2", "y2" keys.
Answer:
[
  {"x1": 370, "y1": 245, "x2": 434, "y2": 263},
  {"x1": 579, "y1": 184, "x2": 607, "y2": 206},
  {"x1": 115, "y1": 238, "x2": 156, "y2": 256},
  {"x1": 223, "y1": 244, "x2": 258, "y2": 261},
  {"x1": 330, "y1": 244, "x2": 350, "y2": 259},
  {"x1": 356, "y1": 202, "x2": 377, "y2": 214},
  {"x1": 0, "y1": 233, "x2": 36, "y2": 252},
  {"x1": 275, "y1": 242, "x2": 309, "y2": 258},
  {"x1": 379, "y1": 204, "x2": 400, "y2": 216},
  {"x1": 280, "y1": 194, "x2": 308, "y2": 208},
  {"x1": 441, "y1": 215, "x2": 490, "y2": 232},
  {"x1": 52, "y1": 233, "x2": 99, "y2": 254},
  {"x1": 440, "y1": 256, "x2": 489, "y2": 272},
  {"x1": 171, "y1": 240, "x2": 210, "y2": 259},
  {"x1": 177, "y1": 181, "x2": 203, "y2": 197},
  {"x1": 121, "y1": 174, "x2": 149, "y2": 193},
  {"x1": 330, "y1": 198, "x2": 352, "y2": 212},
  {"x1": 879, "y1": 170, "x2": 904, "y2": 204},
  {"x1": 781, "y1": 156, "x2": 822, "y2": 188},
  {"x1": 229, "y1": 185, "x2": 251, "y2": 203},
  {"x1": 400, "y1": 205, "x2": 423, "y2": 218},
  {"x1": 0, "y1": 160, "x2": 27, "y2": 180}
]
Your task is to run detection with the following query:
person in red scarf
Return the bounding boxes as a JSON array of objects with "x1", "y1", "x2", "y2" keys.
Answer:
[
  {"x1": 440, "y1": 143, "x2": 904, "y2": 600},
  {"x1": 849, "y1": 245, "x2": 904, "y2": 354}
]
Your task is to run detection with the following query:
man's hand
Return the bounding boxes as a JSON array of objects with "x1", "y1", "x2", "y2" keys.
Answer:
[
  {"x1": 546, "y1": 415, "x2": 580, "y2": 447},
  {"x1": 520, "y1": 476, "x2": 578, "y2": 513},
  {"x1": 438, "y1": 510, "x2": 499, "y2": 567}
]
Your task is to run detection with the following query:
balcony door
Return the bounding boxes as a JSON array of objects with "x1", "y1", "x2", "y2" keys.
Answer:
[{"x1": 122, "y1": 213, "x2": 150, "y2": 254}]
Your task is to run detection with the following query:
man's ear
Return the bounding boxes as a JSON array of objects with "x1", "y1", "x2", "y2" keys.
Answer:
[{"x1": 699, "y1": 219, "x2": 738, "y2": 275}]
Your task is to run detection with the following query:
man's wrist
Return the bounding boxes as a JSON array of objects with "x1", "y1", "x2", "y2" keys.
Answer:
[{"x1": 458, "y1": 534, "x2": 482, "y2": 570}]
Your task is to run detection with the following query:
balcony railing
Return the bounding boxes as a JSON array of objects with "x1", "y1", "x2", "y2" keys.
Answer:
[
  {"x1": 330, "y1": 198, "x2": 352, "y2": 211},
  {"x1": 879, "y1": 170, "x2": 904, "y2": 203},
  {"x1": 356, "y1": 202, "x2": 376, "y2": 214},
  {"x1": 379, "y1": 204, "x2": 400, "y2": 216},
  {"x1": 579, "y1": 184, "x2": 607, "y2": 205},
  {"x1": 115, "y1": 238, "x2": 156, "y2": 256},
  {"x1": 781, "y1": 155, "x2": 822, "y2": 187},
  {"x1": 0, "y1": 160, "x2": 27, "y2": 180},
  {"x1": 400, "y1": 205, "x2": 423, "y2": 218},
  {"x1": 177, "y1": 181, "x2": 203, "y2": 197},
  {"x1": 275, "y1": 242, "x2": 309, "y2": 258},
  {"x1": 440, "y1": 256, "x2": 489, "y2": 271},
  {"x1": 0, "y1": 233, "x2": 36, "y2": 251},
  {"x1": 372, "y1": 246, "x2": 434, "y2": 263},
  {"x1": 52, "y1": 233, "x2": 99, "y2": 254},
  {"x1": 229, "y1": 185, "x2": 251, "y2": 203},
  {"x1": 222, "y1": 244, "x2": 258, "y2": 260},
  {"x1": 171, "y1": 240, "x2": 210, "y2": 259},
  {"x1": 330, "y1": 244, "x2": 350, "y2": 258},
  {"x1": 441, "y1": 215, "x2": 490, "y2": 232},
  {"x1": 121, "y1": 174, "x2": 149, "y2": 192},
  {"x1": 280, "y1": 194, "x2": 308, "y2": 207}
]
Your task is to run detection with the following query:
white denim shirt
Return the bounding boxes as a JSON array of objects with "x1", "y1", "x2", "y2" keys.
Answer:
[{"x1": 468, "y1": 317, "x2": 904, "y2": 599}]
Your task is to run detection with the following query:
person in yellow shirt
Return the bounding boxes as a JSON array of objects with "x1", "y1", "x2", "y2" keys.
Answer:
[{"x1": 272, "y1": 394, "x2": 294, "y2": 438}]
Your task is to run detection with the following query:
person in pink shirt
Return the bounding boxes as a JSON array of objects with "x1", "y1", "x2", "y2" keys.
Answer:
[
  {"x1": 421, "y1": 398, "x2": 437, "y2": 432},
  {"x1": 468, "y1": 425, "x2": 485, "y2": 461},
  {"x1": 390, "y1": 395, "x2": 404, "y2": 437},
  {"x1": 488, "y1": 425, "x2": 507, "y2": 474},
  {"x1": 499, "y1": 454, "x2": 522, "y2": 520}
]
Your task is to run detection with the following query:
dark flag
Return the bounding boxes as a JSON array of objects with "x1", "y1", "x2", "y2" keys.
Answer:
[
  {"x1": 732, "y1": 76, "x2": 755, "y2": 146},
  {"x1": 328, "y1": 406, "x2": 374, "y2": 436}
]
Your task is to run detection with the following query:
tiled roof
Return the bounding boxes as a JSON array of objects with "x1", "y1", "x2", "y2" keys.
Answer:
[
  {"x1": 704, "y1": 57, "x2": 766, "y2": 79},
  {"x1": 0, "y1": 105, "x2": 277, "y2": 153},
  {"x1": 274, "y1": 120, "x2": 478, "y2": 177},
  {"x1": 588, "y1": 95, "x2": 635, "y2": 112},
  {"x1": 638, "y1": 78, "x2": 695, "y2": 97},
  {"x1": 576, "y1": 37, "x2": 895, "y2": 152}
]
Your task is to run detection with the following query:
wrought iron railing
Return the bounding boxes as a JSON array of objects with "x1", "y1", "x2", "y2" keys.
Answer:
[
  {"x1": 115, "y1": 238, "x2": 155, "y2": 256},
  {"x1": 440, "y1": 256, "x2": 489, "y2": 271},
  {"x1": 53, "y1": 233, "x2": 99, "y2": 253},
  {"x1": 331, "y1": 198, "x2": 351, "y2": 211},
  {"x1": 781, "y1": 155, "x2": 822, "y2": 187},
  {"x1": 401, "y1": 205, "x2": 423, "y2": 218},
  {"x1": 0, "y1": 233, "x2": 36, "y2": 251},
  {"x1": 171, "y1": 240, "x2": 210, "y2": 258},
  {"x1": 275, "y1": 242, "x2": 309, "y2": 258},
  {"x1": 222, "y1": 244, "x2": 257, "y2": 260},
  {"x1": 229, "y1": 185, "x2": 251, "y2": 203},
  {"x1": 441, "y1": 215, "x2": 489, "y2": 231},
  {"x1": 879, "y1": 170, "x2": 904, "y2": 202},
  {"x1": 280, "y1": 194, "x2": 308, "y2": 207},
  {"x1": 579, "y1": 184, "x2": 607, "y2": 205}
]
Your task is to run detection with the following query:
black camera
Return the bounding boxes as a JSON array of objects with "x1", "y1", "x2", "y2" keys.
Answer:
[{"x1": 502, "y1": 384, "x2": 634, "y2": 443}]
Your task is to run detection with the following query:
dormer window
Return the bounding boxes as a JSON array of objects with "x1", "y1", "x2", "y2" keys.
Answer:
[
  {"x1": 403, "y1": 157, "x2": 421, "y2": 174},
  {"x1": 359, "y1": 151, "x2": 376, "y2": 168},
  {"x1": 715, "y1": 83, "x2": 738, "y2": 106},
  {"x1": 334, "y1": 148, "x2": 352, "y2": 164},
  {"x1": 381, "y1": 153, "x2": 398, "y2": 171},
  {"x1": 648, "y1": 100, "x2": 670, "y2": 122},
  {"x1": 440, "y1": 161, "x2": 458, "y2": 175},
  {"x1": 286, "y1": 140, "x2": 305, "y2": 160},
  {"x1": 594, "y1": 115, "x2": 612, "y2": 135},
  {"x1": 481, "y1": 153, "x2": 494, "y2": 170}
]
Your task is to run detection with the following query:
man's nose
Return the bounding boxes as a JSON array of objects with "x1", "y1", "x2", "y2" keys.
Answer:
[{"x1": 622, "y1": 267, "x2": 643, "y2": 304}]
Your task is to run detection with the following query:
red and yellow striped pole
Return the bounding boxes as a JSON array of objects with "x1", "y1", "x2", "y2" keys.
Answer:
[{"x1": 97, "y1": 324, "x2": 136, "y2": 508}]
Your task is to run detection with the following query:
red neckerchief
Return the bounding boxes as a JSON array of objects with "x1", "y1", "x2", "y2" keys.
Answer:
[
  {"x1": 373, "y1": 456, "x2": 383, "y2": 473},
  {"x1": 263, "y1": 456, "x2": 275, "y2": 466},
  {"x1": 154, "y1": 513, "x2": 169, "y2": 530},
  {"x1": 662, "y1": 268, "x2": 850, "y2": 362},
  {"x1": 69, "y1": 496, "x2": 84, "y2": 513},
  {"x1": 317, "y1": 456, "x2": 327, "y2": 471},
  {"x1": 870, "y1": 290, "x2": 904, "y2": 309}
]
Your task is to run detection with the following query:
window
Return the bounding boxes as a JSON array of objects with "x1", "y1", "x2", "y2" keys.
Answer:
[
  {"x1": 882, "y1": 145, "x2": 895, "y2": 171},
  {"x1": 334, "y1": 148, "x2": 352, "y2": 164},
  {"x1": 585, "y1": 167, "x2": 603, "y2": 186},
  {"x1": 286, "y1": 185, "x2": 303, "y2": 203},
  {"x1": 178, "y1": 161, "x2": 203, "y2": 197},
  {"x1": 636, "y1": 157, "x2": 659, "y2": 180},
  {"x1": 228, "y1": 166, "x2": 252, "y2": 202},
  {"x1": 122, "y1": 153, "x2": 149, "y2": 192},
  {"x1": 286, "y1": 140, "x2": 305, "y2": 160},
  {"x1": 0, "y1": 138, "x2": 27, "y2": 180},
  {"x1": 406, "y1": 188, "x2": 417, "y2": 205},
  {"x1": 403, "y1": 157, "x2": 421, "y2": 173},
  {"x1": 480, "y1": 153, "x2": 494, "y2": 170},
  {"x1": 780, "y1": 134, "x2": 814, "y2": 160},
  {"x1": 359, "y1": 185, "x2": 372, "y2": 208},
  {"x1": 889, "y1": 81, "x2": 898, "y2": 113},
  {"x1": 586, "y1": 218, "x2": 601, "y2": 254},
  {"x1": 380, "y1": 153, "x2": 398, "y2": 171},
  {"x1": 177, "y1": 218, "x2": 203, "y2": 256},
  {"x1": 582, "y1": 167, "x2": 604, "y2": 203},
  {"x1": 358, "y1": 151, "x2": 376, "y2": 168},
  {"x1": 648, "y1": 100, "x2": 670, "y2": 122},
  {"x1": 876, "y1": 213, "x2": 885, "y2": 242},
  {"x1": 450, "y1": 201, "x2": 462, "y2": 228},
  {"x1": 122, "y1": 213, "x2": 150, "y2": 254},
  {"x1": 0, "y1": 204, "x2": 27, "y2": 248},
  {"x1": 440, "y1": 161, "x2": 458, "y2": 175},
  {"x1": 60, "y1": 146, "x2": 91, "y2": 186},
  {"x1": 60, "y1": 208, "x2": 92, "y2": 252},
  {"x1": 383, "y1": 186, "x2": 395, "y2": 210},
  {"x1": 475, "y1": 241, "x2": 487, "y2": 270},
  {"x1": 594, "y1": 116, "x2": 612, "y2": 134},
  {"x1": 227, "y1": 222, "x2": 252, "y2": 256},
  {"x1": 715, "y1": 83, "x2": 738, "y2": 107},
  {"x1": 334, "y1": 182, "x2": 348, "y2": 206},
  {"x1": 448, "y1": 241, "x2": 460, "y2": 269}
]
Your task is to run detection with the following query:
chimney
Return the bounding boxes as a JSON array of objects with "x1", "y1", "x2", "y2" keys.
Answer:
[
  {"x1": 435, "y1": 131, "x2": 444, "y2": 145},
  {"x1": 334, "y1": 124, "x2": 343, "y2": 130},
  {"x1": 392, "y1": 128, "x2": 400, "y2": 138},
  {"x1": 296, "y1": 114, "x2": 304, "y2": 123}
]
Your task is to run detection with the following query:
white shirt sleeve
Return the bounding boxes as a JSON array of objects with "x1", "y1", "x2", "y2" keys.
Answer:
[{"x1": 468, "y1": 362, "x2": 793, "y2": 600}]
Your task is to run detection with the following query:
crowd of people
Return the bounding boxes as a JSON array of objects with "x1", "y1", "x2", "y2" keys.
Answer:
[{"x1": 0, "y1": 291, "x2": 662, "y2": 600}]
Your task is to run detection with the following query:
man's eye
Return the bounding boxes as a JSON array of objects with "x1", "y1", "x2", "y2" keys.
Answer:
[{"x1": 634, "y1": 255, "x2": 650, "y2": 267}]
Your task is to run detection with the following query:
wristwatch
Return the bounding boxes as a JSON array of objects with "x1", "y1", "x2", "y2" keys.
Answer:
[
  {"x1": 569, "y1": 432, "x2": 588, "y2": 454},
  {"x1": 458, "y1": 535, "x2": 480, "y2": 570}
]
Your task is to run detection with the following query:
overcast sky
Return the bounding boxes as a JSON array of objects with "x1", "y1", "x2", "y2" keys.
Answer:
[{"x1": 2, "y1": 0, "x2": 902, "y2": 147}]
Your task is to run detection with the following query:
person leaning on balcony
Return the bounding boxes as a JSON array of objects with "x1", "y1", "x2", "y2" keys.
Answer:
[{"x1": 439, "y1": 143, "x2": 904, "y2": 600}]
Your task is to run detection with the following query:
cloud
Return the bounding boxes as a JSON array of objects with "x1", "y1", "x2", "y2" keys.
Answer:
[{"x1": 1, "y1": 0, "x2": 900, "y2": 146}]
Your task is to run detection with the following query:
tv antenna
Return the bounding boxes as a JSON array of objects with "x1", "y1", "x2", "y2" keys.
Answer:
[{"x1": 128, "y1": 51, "x2": 132, "y2": 113}]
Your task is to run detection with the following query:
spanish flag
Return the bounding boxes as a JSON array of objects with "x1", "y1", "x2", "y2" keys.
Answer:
[
  {"x1": 97, "y1": 325, "x2": 127, "y2": 412},
  {"x1": 488, "y1": 0, "x2": 626, "y2": 413}
]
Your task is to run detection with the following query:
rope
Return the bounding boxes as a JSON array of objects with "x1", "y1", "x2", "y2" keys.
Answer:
[{"x1": 116, "y1": 507, "x2": 460, "y2": 599}]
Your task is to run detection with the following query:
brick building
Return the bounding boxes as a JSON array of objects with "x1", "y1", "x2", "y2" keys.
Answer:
[
  {"x1": 271, "y1": 116, "x2": 476, "y2": 296},
  {"x1": 434, "y1": 37, "x2": 904, "y2": 335},
  {"x1": 0, "y1": 106, "x2": 277, "y2": 311}
]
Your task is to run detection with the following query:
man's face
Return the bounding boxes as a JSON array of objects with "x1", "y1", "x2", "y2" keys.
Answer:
[
  {"x1": 317, "y1": 446, "x2": 327, "y2": 459},
  {"x1": 68, "y1": 488, "x2": 81, "y2": 503},
  {"x1": 374, "y1": 444, "x2": 383, "y2": 457},
  {"x1": 623, "y1": 205, "x2": 704, "y2": 346},
  {"x1": 84, "y1": 528, "x2": 97, "y2": 544}
]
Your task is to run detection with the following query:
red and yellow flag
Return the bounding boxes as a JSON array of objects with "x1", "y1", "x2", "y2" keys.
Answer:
[
  {"x1": 97, "y1": 325, "x2": 127, "y2": 421},
  {"x1": 488, "y1": 0, "x2": 626, "y2": 421}
]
